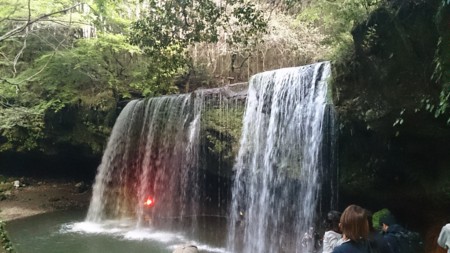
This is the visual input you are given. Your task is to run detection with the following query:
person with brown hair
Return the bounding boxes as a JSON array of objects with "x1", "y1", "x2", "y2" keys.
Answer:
[{"x1": 332, "y1": 204, "x2": 374, "y2": 253}]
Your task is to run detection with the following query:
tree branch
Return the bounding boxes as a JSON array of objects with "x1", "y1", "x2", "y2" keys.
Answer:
[
  {"x1": 23, "y1": 38, "x2": 66, "y2": 83},
  {"x1": 5, "y1": 18, "x2": 90, "y2": 26},
  {"x1": 0, "y1": 3, "x2": 82, "y2": 43},
  {"x1": 27, "y1": 0, "x2": 31, "y2": 22},
  {"x1": 13, "y1": 27, "x2": 29, "y2": 76}
]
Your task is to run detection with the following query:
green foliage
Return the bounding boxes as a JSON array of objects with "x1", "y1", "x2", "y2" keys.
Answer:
[
  {"x1": 0, "y1": 106, "x2": 46, "y2": 151},
  {"x1": 431, "y1": 2, "x2": 450, "y2": 123},
  {"x1": 392, "y1": 109, "x2": 405, "y2": 137},
  {"x1": 202, "y1": 104, "x2": 244, "y2": 162},
  {"x1": 372, "y1": 208, "x2": 391, "y2": 230},
  {"x1": 404, "y1": 2, "x2": 450, "y2": 125},
  {"x1": 299, "y1": 0, "x2": 383, "y2": 61},
  {"x1": 0, "y1": 180, "x2": 13, "y2": 201},
  {"x1": 0, "y1": 182, "x2": 12, "y2": 192},
  {"x1": 0, "y1": 0, "x2": 197, "y2": 152},
  {"x1": 129, "y1": 0, "x2": 267, "y2": 50},
  {"x1": 128, "y1": 0, "x2": 267, "y2": 88},
  {"x1": 0, "y1": 221, "x2": 14, "y2": 253},
  {"x1": 0, "y1": 102, "x2": 51, "y2": 154},
  {"x1": 0, "y1": 32, "x2": 149, "y2": 151},
  {"x1": 25, "y1": 33, "x2": 150, "y2": 100},
  {"x1": 0, "y1": 0, "x2": 88, "y2": 44}
]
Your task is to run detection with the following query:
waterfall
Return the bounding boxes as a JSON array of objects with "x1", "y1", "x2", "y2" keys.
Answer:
[
  {"x1": 86, "y1": 93, "x2": 203, "y2": 227},
  {"x1": 83, "y1": 63, "x2": 334, "y2": 251},
  {"x1": 227, "y1": 62, "x2": 332, "y2": 253}
]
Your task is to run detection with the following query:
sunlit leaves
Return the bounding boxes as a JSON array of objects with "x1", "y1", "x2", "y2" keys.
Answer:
[
  {"x1": 0, "y1": 105, "x2": 46, "y2": 151},
  {"x1": 299, "y1": 0, "x2": 383, "y2": 59},
  {"x1": 128, "y1": 0, "x2": 267, "y2": 86},
  {"x1": 0, "y1": 0, "x2": 269, "y2": 152}
]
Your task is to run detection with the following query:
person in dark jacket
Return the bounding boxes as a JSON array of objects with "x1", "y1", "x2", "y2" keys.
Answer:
[
  {"x1": 379, "y1": 213, "x2": 423, "y2": 253},
  {"x1": 379, "y1": 214, "x2": 405, "y2": 253},
  {"x1": 367, "y1": 210, "x2": 392, "y2": 253}
]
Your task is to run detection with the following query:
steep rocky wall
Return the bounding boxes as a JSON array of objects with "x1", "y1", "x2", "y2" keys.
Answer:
[
  {"x1": 333, "y1": 0, "x2": 450, "y2": 247},
  {"x1": 0, "y1": 103, "x2": 117, "y2": 181}
]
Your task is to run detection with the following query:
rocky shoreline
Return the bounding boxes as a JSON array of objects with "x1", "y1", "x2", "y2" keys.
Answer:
[
  {"x1": 0, "y1": 178, "x2": 91, "y2": 222},
  {"x1": 0, "y1": 178, "x2": 91, "y2": 253}
]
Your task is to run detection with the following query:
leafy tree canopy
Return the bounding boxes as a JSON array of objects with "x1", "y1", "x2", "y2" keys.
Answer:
[
  {"x1": 0, "y1": 0, "x2": 148, "y2": 152},
  {"x1": 0, "y1": 0, "x2": 269, "y2": 152},
  {"x1": 299, "y1": 0, "x2": 383, "y2": 60},
  {"x1": 127, "y1": 0, "x2": 267, "y2": 88}
]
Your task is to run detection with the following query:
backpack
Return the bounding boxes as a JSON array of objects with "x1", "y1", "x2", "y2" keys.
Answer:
[{"x1": 393, "y1": 230, "x2": 424, "y2": 253}]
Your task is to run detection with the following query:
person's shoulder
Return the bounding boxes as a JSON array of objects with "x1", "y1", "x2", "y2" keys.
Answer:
[
  {"x1": 325, "y1": 230, "x2": 341, "y2": 237},
  {"x1": 332, "y1": 243, "x2": 346, "y2": 253},
  {"x1": 332, "y1": 241, "x2": 352, "y2": 253},
  {"x1": 440, "y1": 224, "x2": 450, "y2": 235},
  {"x1": 389, "y1": 224, "x2": 405, "y2": 233}
]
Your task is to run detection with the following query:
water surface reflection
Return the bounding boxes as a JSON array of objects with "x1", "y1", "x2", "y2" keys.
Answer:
[{"x1": 7, "y1": 210, "x2": 228, "y2": 253}]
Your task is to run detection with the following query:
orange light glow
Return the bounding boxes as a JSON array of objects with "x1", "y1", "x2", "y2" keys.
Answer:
[{"x1": 144, "y1": 197, "x2": 154, "y2": 207}]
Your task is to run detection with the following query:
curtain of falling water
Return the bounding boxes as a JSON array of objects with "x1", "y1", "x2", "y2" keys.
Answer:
[
  {"x1": 86, "y1": 93, "x2": 203, "y2": 228},
  {"x1": 227, "y1": 62, "x2": 331, "y2": 253}
]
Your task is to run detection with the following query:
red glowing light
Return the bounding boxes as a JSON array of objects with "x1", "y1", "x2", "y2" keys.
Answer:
[{"x1": 144, "y1": 197, "x2": 155, "y2": 207}]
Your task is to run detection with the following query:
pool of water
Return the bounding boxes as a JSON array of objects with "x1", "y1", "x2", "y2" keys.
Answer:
[{"x1": 6, "y1": 210, "x2": 229, "y2": 253}]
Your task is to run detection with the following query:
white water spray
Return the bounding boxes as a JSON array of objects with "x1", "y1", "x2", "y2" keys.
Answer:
[
  {"x1": 86, "y1": 94, "x2": 203, "y2": 227},
  {"x1": 227, "y1": 62, "x2": 331, "y2": 253}
]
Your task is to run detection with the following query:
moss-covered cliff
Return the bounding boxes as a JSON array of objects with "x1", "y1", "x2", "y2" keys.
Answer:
[
  {"x1": 0, "y1": 101, "x2": 117, "y2": 180},
  {"x1": 333, "y1": 0, "x2": 450, "y2": 246}
]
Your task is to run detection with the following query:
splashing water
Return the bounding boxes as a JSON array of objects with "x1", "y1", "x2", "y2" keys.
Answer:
[
  {"x1": 227, "y1": 62, "x2": 332, "y2": 253},
  {"x1": 86, "y1": 93, "x2": 203, "y2": 227},
  {"x1": 82, "y1": 63, "x2": 333, "y2": 253}
]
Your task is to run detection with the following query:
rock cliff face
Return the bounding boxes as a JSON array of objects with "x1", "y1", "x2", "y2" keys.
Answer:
[{"x1": 333, "y1": 0, "x2": 450, "y2": 245}]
